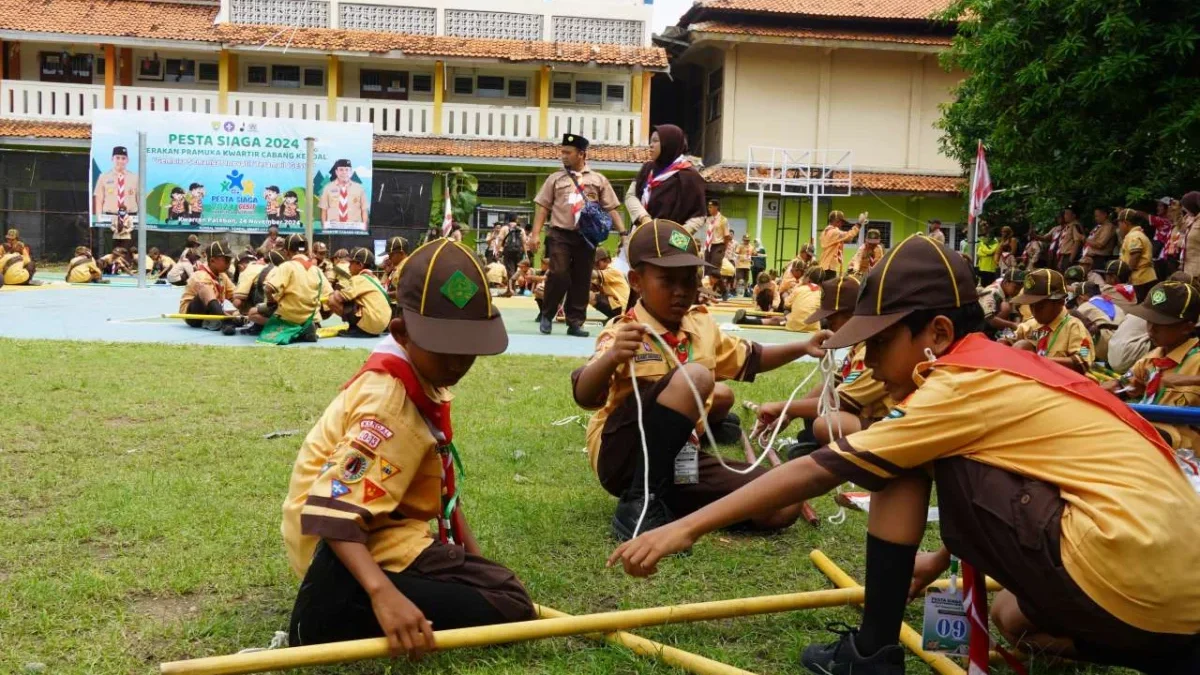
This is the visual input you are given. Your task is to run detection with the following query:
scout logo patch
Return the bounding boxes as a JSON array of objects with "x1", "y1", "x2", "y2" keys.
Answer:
[
  {"x1": 340, "y1": 451, "x2": 372, "y2": 484},
  {"x1": 362, "y1": 479, "x2": 386, "y2": 504},
  {"x1": 668, "y1": 230, "x2": 691, "y2": 251},
  {"x1": 361, "y1": 419, "x2": 394, "y2": 440},
  {"x1": 1024, "y1": 275, "x2": 1036, "y2": 290},
  {"x1": 378, "y1": 457, "x2": 400, "y2": 482},
  {"x1": 330, "y1": 479, "x2": 351, "y2": 499},
  {"x1": 1152, "y1": 289, "x2": 1167, "y2": 305},
  {"x1": 440, "y1": 270, "x2": 479, "y2": 309}
]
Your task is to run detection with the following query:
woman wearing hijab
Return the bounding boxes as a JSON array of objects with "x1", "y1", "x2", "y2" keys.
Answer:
[{"x1": 624, "y1": 124, "x2": 707, "y2": 234}]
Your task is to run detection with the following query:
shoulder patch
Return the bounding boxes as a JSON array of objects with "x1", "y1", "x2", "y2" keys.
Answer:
[
  {"x1": 340, "y1": 450, "x2": 373, "y2": 484},
  {"x1": 379, "y1": 457, "x2": 401, "y2": 482},
  {"x1": 330, "y1": 479, "x2": 351, "y2": 499},
  {"x1": 362, "y1": 479, "x2": 386, "y2": 504},
  {"x1": 361, "y1": 419, "x2": 394, "y2": 440}
]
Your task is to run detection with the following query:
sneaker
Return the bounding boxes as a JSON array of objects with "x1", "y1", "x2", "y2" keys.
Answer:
[
  {"x1": 202, "y1": 320, "x2": 223, "y2": 331},
  {"x1": 567, "y1": 325, "x2": 590, "y2": 338},
  {"x1": 801, "y1": 625, "x2": 904, "y2": 675},
  {"x1": 539, "y1": 315, "x2": 553, "y2": 335},
  {"x1": 786, "y1": 441, "x2": 822, "y2": 461},
  {"x1": 611, "y1": 489, "x2": 675, "y2": 542},
  {"x1": 708, "y1": 412, "x2": 743, "y2": 446}
]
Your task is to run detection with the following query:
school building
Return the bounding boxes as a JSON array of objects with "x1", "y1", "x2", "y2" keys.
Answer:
[
  {"x1": 653, "y1": 0, "x2": 964, "y2": 271},
  {"x1": 0, "y1": 0, "x2": 661, "y2": 258}
]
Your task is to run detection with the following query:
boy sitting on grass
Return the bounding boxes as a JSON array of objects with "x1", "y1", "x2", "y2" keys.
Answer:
[
  {"x1": 326, "y1": 247, "x2": 392, "y2": 338},
  {"x1": 572, "y1": 219, "x2": 827, "y2": 541},
  {"x1": 1003, "y1": 268, "x2": 1094, "y2": 373},
  {"x1": 733, "y1": 266, "x2": 825, "y2": 331},
  {"x1": 284, "y1": 239, "x2": 534, "y2": 659},
  {"x1": 609, "y1": 235, "x2": 1200, "y2": 675}
]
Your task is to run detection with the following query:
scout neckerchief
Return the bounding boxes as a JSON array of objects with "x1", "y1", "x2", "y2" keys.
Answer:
[
  {"x1": 1141, "y1": 340, "x2": 1200, "y2": 404},
  {"x1": 640, "y1": 155, "x2": 692, "y2": 207},
  {"x1": 1034, "y1": 311, "x2": 1069, "y2": 357},
  {"x1": 1048, "y1": 225, "x2": 1062, "y2": 256},
  {"x1": 704, "y1": 215, "x2": 719, "y2": 253},
  {"x1": 196, "y1": 263, "x2": 225, "y2": 297},
  {"x1": 337, "y1": 182, "x2": 350, "y2": 222},
  {"x1": 1089, "y1": 296, "x2": 1117, "y2": 321},
  {"x1": 1081, "y1": 222, "x2": 1107, "y2": 259},
  {"x1": 344, "y1": 338, "x2": 465, "y2": 545},
  {"x1": 116, "y1": 171, "x2": 127, "y2": 209},
  {"x1": 625, "y1": 307, "x2": 692, "y2": 364}
]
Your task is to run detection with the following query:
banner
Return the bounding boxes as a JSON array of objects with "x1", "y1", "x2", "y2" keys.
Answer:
[{"x1": 89, "y1": 110, "x2": 373, "y2": 235}]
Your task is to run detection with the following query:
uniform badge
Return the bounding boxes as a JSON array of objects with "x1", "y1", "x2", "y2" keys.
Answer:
[
  {"x1": 330, "y1": 479, "x2": 351, "y2": 499},
  {"x1": 318, "y1": 460, "x2": 335, "y2": 476},
  {"x1": 379, "y1": 457, "x2": 400, "y2": 482},
  {"x1": 1152, "y1": 289, "x2": 1167, "y2": 305},
  {"x1": 844, "y1": 371, "x2": 862, "y2": 384},
  {"x1": 340, "y1": 451, "x2": 372, "y2": 484},
  {"x1": 361, "y1": 419, "x2": 394, "y2": 440},
  {"x1": 440, "y1": 270, "x2": 479, "y2": 309},
  {"x1": 886, "y1": 407, "x2": 907, "y2": 420},
  {"x1": 362, "y1": 479, "x2": 386, "y2": 504},
  {"x1": 1024, "y1": 276, "x2": 1036, "y2": 290},
  {"x1": 669, "y1": 230, "x2": 691, "y2": 251},
  {"x1": 355, "y1": 429, "x2": 383, "y2": 451}
]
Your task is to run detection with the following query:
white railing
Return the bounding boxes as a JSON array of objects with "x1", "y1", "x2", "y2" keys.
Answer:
[
  {"x1": 114, "y1": 86, "x2": 219, "y2": 115},
  {"x1": 442, "y1": 102, "x2": 539, "y2": 141},
  {"x1": 338, "y1": 99, "x2": 435, "y2": 135},
  {"x1": 1, "y1": 80, "x2": 102, "y2": 121},
  {"x1": 228, "y1": 91, "x2": 325, "y2": 120},
  {"x1": 548, "y1": 109, "x2": 641, "y2": 146}
]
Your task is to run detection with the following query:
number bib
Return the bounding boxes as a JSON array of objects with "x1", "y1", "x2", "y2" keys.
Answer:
[
  {"x1": 921, "y1": 587, "x2": 970, "y2": 656},
  {"x1": 673, "y1": 434, "x2": 700, "y2": 485}
]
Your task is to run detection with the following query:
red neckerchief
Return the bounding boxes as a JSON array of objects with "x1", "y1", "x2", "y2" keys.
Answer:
[
  {"x1": 292, "y1": 256, "x2": 314, "y2": 271},
  {"x1": 116, "y1": 172, "x2": 126, "y2": 206},
  {"x1": 1144, "y1": 357, "x2": 1178, "y2": 400},
  {"x1": 196, "y1": 263, "x2": 224, "y2": 295},
  {"x1": 625, "y1": 307, "x2": 690, "y2": 364},
  {"x1": 1113, "y1": 284, "x2": 1136, "y2": 302},
  {"x1": 338, "y1": 183, "x2": 350, "y2": 222},
  {"x1": 640, "y1": 155, "x2": 693, "y2": 206}
]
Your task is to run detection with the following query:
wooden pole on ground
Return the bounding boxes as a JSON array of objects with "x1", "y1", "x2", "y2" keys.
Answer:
[{"x1": 159, "y1": 588, "x2": 864, "y2": 675}]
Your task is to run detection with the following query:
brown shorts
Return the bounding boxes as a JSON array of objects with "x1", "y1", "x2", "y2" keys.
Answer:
[
  {"x1": 596, "y1": 373, "x2": 767, "y2": 518},
  {"x1": 935, "y1": 457, "x2": 1197, "y2": 673}
]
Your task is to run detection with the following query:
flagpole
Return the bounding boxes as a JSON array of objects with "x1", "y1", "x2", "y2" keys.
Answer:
[{"x1": 304, "y1": 137, "x2": 315, "y2": 245}]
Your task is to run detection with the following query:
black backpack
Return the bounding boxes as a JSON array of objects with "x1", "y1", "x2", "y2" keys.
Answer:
[{"x1": 503, "y1": 226, "x2": 525, "y2": 256}]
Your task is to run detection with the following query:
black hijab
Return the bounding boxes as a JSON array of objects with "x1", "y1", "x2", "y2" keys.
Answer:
[{"x1": 634, "y1": 124, "x2": 706, "y2": 225}]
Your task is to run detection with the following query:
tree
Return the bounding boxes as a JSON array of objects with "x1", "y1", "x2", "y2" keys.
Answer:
[
  {"x1": 428, "y1": 167, "x2": 479, "y2": 228},
  {"x1": 938, "y1": 0, "x2": 1200, "y2": 228}
]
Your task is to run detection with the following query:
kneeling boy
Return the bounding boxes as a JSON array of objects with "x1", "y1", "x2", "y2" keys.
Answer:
[
  {"x1": 572, "y1": 219, "x2": 826, "y2": 541},
  {"x1": 610, "y1": 235, "x2": 1200, "y2": 675},
  {"x1": 178, "y1": 241, "x2": 238, "y2": 334},
  {"x1": 283, "y1": 239, "x2": 534, "y2": 657},
  {"x1": 327, "y1": 247, "x2": 392, "y2": 338}
]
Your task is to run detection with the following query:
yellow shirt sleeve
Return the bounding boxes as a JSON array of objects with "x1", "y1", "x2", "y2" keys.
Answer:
[
  {"x1": 1064, "y1": 317, "x2": 1095, "y2": 369},
  {"x1": 265, "y1": 261, "x2": 291, "y2": 296},
  {"x1": 710, "y1": 324, "x2": 754, "y2": 382}
]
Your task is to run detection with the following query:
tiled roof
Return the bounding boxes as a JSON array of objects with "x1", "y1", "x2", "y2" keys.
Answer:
[
  {"x1": 690, "y1": 0, "x2": 953, "y2": 21},
  {"x1": 701, "y1": 163, "x2": 960, "y2": 193},
  {"x1": 0, "y1": 0, "x2": 667, "y2": 68},
  {"x1": 0, "y1": 120, "x2": 652, "y2": 164},
  {"x1": 689, "y1": 20, "x2": 952, "y2": 46}
]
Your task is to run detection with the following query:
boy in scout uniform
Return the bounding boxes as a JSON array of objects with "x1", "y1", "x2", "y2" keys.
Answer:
[
  {"x1": 819, "y1": 211, "x2": 863, "y2": 280},
  {"x1": 247, "y1": 234, "x2": 327, "y2": 343},
  {"x1": 609, "y1": 234, "x2": 1200, "y2": 675},
  {"x1": 92, "y1": 146, "x2": 138, "y2": 224},
  {"x1": 591, "y1": 247, "x2": 630, "y2": 319},
  {"x1": 178, "y1": 241, "x2": 237, "y2": 333},
  {"x1": 1103, "y1": 258, "x2": 1137, "y2": 302},
  {"x1": 187, "y1": 183, "x2": 206, "y2": 221},
  {"x1": 66, "y1": 246, "x2": 103, "y2": 283},
  {"x1": 849, "y1": 228, "x2": 885, "y2": 275},
  {"x1": 284, "y1": 238, "x2": 533, "y2": 656},
  {"x1": 734, "y1": 234, "x2": 754, "y2": 294},
  {"x1": 148, "y1": 247, "x2": 175, "y2": 282},
  {"x1": 1119, "y1": 208, "x2": 1158, "y2": 302},
  {"x1": 0, "y1": 229, "x2": 35, "y2": 286},
  {"x1": 703, "y1": 199, "x2": 730, "y2": 298},
  {"x1": 571, "y1": 219, "x2": 827, "y2": 541},
  {"x1": 977, "y1": 269, "x2": 1024, "y2": 338},
  {"x1": 1107, "y1": 281, "x2": 1200, "y2": 451},
  {"x1": 319, "y1": 159, "x2": 369, "y2": 226},
  {"x1": 326, "y1": 248, "x2": 391, "y2": 338},
  {"x1": 1074, "y1": 281, "x2": 1127, "y2": 364},
  {"x1": 232, "y1": 251, "x2": 269, "y2": 315},
  {"x1": 381, "y1": 236, "x2": 409, "y2": 293},
  {"x1": 3, "y1": 228, "x2": 29, "y2": 257},
  {"x1": 1006, "y1": 268, "x2": 1095, "y2": 373},
  {"x1": 312, "y1": 241, "x2": 339, "y2": 288}
]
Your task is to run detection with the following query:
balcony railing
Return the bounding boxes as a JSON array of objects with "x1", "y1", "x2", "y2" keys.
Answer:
[{"x1": 0, "y1": 80, "x2": 643, "y2": 145}]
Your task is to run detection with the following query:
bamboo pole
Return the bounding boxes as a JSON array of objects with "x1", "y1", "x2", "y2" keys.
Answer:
[
  {"x1": 535, "y1": 604, "x2": 757, "y2": 675},
  {"x1": 159, "y1": 588, "x2": 863, "y2": 675},
  {"x1": 162, "y1": 313, "x2": 239, "y2": 321},
  {"x1": 810, "y1": 550, "x2": 967, "y2": 675}
]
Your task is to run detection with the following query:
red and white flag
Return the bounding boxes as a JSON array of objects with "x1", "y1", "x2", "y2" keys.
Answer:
[
  {"x1": 963, "y1": 561, "x2": 1027, "y2": 675},
  {"x1": 441, "y1": 185, "x2": 454, "y2": 237},
  {"x1": 968, "y1": 140, "x2": 993, "y2": 225}
]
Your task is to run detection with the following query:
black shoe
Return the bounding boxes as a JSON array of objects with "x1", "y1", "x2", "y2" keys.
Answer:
[
  {"x1": 300, "y1": 324, "x2": 319, "y2": 343},
  {"x1": 539, "y1": 315, "x2": 553, "y2": 335},
  {"x1": 708, "y1": 413, "x2": 743, "y2": 446},
  {"x1": 567, "y1": 325, "x2": 590, "y2": 338},
  {"x1": 786, "y1": 441, "x2": 822, "y2": 461},
  {"x1": 611, "y1": 489, "x2": 676, "y2": 542},
  {"x1": 733, "y1": 309, "x2": 747, "y2": 325},
  {"x1": 221, "y1": 323, "x2": 237, "y2": 336},
  {"x1": 801, "y1": 625, "x2": 905, "y2": 675}
]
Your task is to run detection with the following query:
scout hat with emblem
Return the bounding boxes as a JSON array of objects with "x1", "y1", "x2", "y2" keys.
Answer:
[
  {"x1": 1000, "y1": 269, "x2": 1026, "y2": 285},
  {"x1": 1064, "y1": 266, "x2": 1085, "y2": 283},
  {"x1": 312, "y1": 241, "x2": 328, "y2": 254},
  {"x1": 1012, "y1": 268, "x2": 1068, "y2": 305},
  {"x1": 206, "y1": 240, "x2": 234, "y2": 261},
  {"x1": 112, "y1": 146, "x2": 128, "y2": 157},
  {"x1": 627, "y1": 219, "x2": 711, "y2": 269},
  {"x1": 387, "y1": 236, "x2": 409, "y2": 255},
  {"x1": 396, "y1": 239, "x2": 507, "y2": 356},
  {"x1": 823, "y1": 234, "x2": 978, "y2": 350},
  {"x1": 1104, "y1": 259, "x2": 1132, "y2": 282},
  {"x1": 865, "y1": 229, "x2": 882, "y2": 244},
  {"x1": 562, "y1": 133, "x2": 589, "y2": 151},
  {"x1": 350, "y1": 247, "x2": 375, "y2": 269},
  {"x1": 1126, "y1": 281, "x2": 1200, "y2": 325},
  {"x1": 285, "y1": 233, "x2": 308, "y2": 253},
  {"x1": 805, "y1": 275, "x2": 862, "y2": 325}
]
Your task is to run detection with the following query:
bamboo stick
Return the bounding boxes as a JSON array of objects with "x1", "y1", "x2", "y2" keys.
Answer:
[
  {"x1": 535, "y1": 604, "x2": 757, "y2": 675},
  {"x1": 810, "y1": 550, "x2": 967, "y2": 675},
  {"x1": 162, "y1": 313, "x2": 239, "y2": 321},
  {"x1": 159, "y1": 588, "x2": 864, "y2": 675}
]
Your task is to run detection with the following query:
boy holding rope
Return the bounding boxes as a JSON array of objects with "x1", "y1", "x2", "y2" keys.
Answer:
[
  {"x1": 572, "y1": 219, "x2": 827, "y2": 541},
  {"x1": 284, "y1": 239, "x2": 534, "y2": 659},
  {"x1": 326, "y1": 247, "x2": 392, "y2": 338},
  {"x1": 609, "y1": 235, "x2": 1200, "y2": 675}
]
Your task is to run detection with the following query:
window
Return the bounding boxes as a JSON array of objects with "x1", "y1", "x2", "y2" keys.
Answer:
[
  {"x1": 197, "y1": 62, "x2": 219, "y2": 83},
  {"x1": 503, "y1": 181, "x2": 528, "y2": 198},
  {"x1": 575, "y1": 80, "x2": 602, "y2": 105},
  {"x1": 361, "y1": 70, "x2": 410, "y2": 100},
  {"x1": 247, "y1": 65, "x2": 268, "y2": 85},
  {"x1": 40, "y1": 52, "x2": 65, "y2": 81},
  {"x1": 303, "y1": 67, "x2": 324, "y2": 88},
  {"x1": 165, "y1": 59, "x2": 195, "y2": 83},
  {"x1": 605, "y1": 84, "x2": 625, "y2": 103},
  {"x1": 271, "y1": 65, "x2": 301, "y2": 88},
  {"x1": 453, "y1": 76, "x2": 474, "y2": 95},
  {"x1": 706, "y1": 68, "x2": 723, "y2": 122},
  {"x1": 96, "y1": 57, "x2": 106, "y2": 77},
  {"x1": 507, "y1": 78, "x2": 528, "y2": 98},
  {"x1": 856, "y1": 221, "x2": 894, "y2": 249},
  {"x1": 138, "y1": 56, "x2": 163, "y2": 81},
  {"x1": 552, "y1": 79, "x2": 572, "y2": 100},
  {"x1": 477, "y1": 75, "x2": 505, "y2": 98},
  {"x1": 477, "y1": 180, "x2": 528, "y2": 199},
  {"x1": 412, "y1": 74, "x2": 433, "y2": 93}
]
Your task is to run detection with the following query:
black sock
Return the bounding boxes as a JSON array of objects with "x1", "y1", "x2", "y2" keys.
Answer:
[
  {"x1": 626, "y1": 398, "x2": 698, "y2": 498},
  {"x1": 206, "y1": 299, "x2": 225, "y2": 316},
  {"x1": 856, "y1": 534, "x2": 918, "y2": 655}
]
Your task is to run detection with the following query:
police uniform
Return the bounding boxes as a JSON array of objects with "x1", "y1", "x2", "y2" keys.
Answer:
[
  {"x1": 319, "y1": 160, "x2": 369, "y2": 225},
  {"x1": 284, "y1": 239, "x2": 532, "y2": 647}
]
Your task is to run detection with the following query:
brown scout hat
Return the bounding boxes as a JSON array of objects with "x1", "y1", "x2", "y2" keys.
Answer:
[
  {"x1": 824, "y1": 234, "x2": 978, "y2": 350},
  {"x1": 396, "y1": 239, "x2": 507, "y2": 356},
  {"x1": 350, "y1": 247, "x2": 375, "y2": 269},
  {"x1": 205, "y1": 240, "x2": 234, "y2": 261},
  {"x1": 1104, "y1": 259, "x2": 1132, "y2": 282},
  {"x1": 285, "y1": 233, "x2": 308, "y2": 253},
  {"x1": 1012, "y1": 268, "x2": 1067, "y2": 305},
  {"x1": 805, "y1": 275, "x2": 861, "y2": 325},
  {"x1": 387, "y1": 236, "x2": 409, "y2": 254},
  {"x1": 186, "y1": 234, "x2": 201, "y2": 247},
  {"x1": 312, "y1": 241, "x2": 328, "y2": 254},
  {"x1": 864, "y1": 229, "x2": 881, "y2": 244},
  {"x1": 265, "y1": 249, "x2": 287, "y2": 266},
  {"x1": 1126, "y1": 281, "x2": 1200, "y2": 325},
  {"x1": 627, "y1": 219, "x2": 710, "y2": 269}
]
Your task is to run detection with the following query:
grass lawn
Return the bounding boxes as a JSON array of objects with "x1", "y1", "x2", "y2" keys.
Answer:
[{"x1": 0, "y1": 339, "x2": 1127, "y2": 675}]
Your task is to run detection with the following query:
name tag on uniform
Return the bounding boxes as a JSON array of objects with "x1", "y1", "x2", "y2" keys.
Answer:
[
  {"x1": 674, "y1": 435, "x2": 700, "y2": 485},
  {"x1": 634, "y1": 352, "x2": 664, "y2": 363},
  {"x1": 921, "y1": 587, "x2": 970, "y2": 656}
]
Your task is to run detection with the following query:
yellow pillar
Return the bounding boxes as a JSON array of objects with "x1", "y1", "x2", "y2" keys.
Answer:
[
  {"x1": 537, "y1": 64, "x2": 550, "y2": 139},
  {"x1": 103, "y1": 44, "x2": 115, "y2": 109},
  {"x1": 433, "y1": 60, "x2": 444, "y2": 135},
  {"x1": 640, "y1": 72, "x2": 651, "y2": 141},
  {"x1": 630, "y1": 72, "x2": 642, "y2": 113},
  {"x1": 326, "y1": 54, "x2": 339, "y2": 121},
  {"x1": 217, "y1": 49, "x2": 233, "y2": 114}
]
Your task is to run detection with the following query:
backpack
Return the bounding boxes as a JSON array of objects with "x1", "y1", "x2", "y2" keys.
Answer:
[
  {"x1": 503, "y1": 226, "x2": 525, "y2": 256},
  {"x1": 567, "y1": 172, "x2": 613, "y2": 249}
]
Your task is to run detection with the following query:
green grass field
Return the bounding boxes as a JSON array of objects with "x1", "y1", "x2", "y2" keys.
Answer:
[{"x1": 0, "y1": 339, "x2": 1126, "y2": 674}]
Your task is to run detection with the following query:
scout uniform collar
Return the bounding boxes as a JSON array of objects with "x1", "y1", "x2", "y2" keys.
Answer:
[
  {"x1": 629, "y1": 301, "x2": 696, "y2": 363},
  {"x1": 1164, "y1": 337, "x2": 1200, "y2": 366}
]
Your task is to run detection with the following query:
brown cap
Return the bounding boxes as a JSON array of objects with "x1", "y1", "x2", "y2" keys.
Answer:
[
  {"x1": 1126, "y1": 281, "x2": 1200, "y2": 325},
  {"x1": 312, "y1": 241, "x2": 328, "y2": 254},
  {"x1": 266, "y1": 249, "x2": 287, "y2": 266},
  {"x1": 5, "y1": 228, "x2": 17, "y2": 239},
  {"x1": 395, "y1": 239, "x2": 508, "y2": 356},
  {"x1": 206, "y1": 240, "x2": 234, "y2": 260},
  {"x1": 285, "y1": 233, "x2": 307, "y2": 253},
  {"x1": 805, "y1": 275, "x2": 861, "y2": 325},
  {"x1": 387, "y1": 236, "x2": 409, "y2": 254},
  {"x1": 1012, "y1": 268, "x2": 1067, "y2": 304},
  {"x1": 1104, "y1": 259, "x2": 1132, "y2": 282},
  {"x1": 627, "y1": 219, "x2": 710, "y2": 269},
  {"x1": 186, "y1": 234, "x2": 201, "y2": 246},
  {"x1": 74, "y1": 245, "x2": 90, "y2": 256},
  {"x1": 1000, "y1": 269, "x2": 1025, "y2": 285},
  {"x1": 824, "y1": 234, "x2": 978, "y2": 350},
  {"x1": 864, "y1": 229, "x2": 881, "y2": 244},
  {"x1": 350, "y1": 247, "x2": 375, "y2": 268}
]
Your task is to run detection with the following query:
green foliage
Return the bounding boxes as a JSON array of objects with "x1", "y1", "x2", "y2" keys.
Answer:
[
  {"x1": 938, "y1": 0, "x2": 1200, "y2": 230},
  {"x1": 429, "y1": 167, "x2": 480, "y2": 228}
]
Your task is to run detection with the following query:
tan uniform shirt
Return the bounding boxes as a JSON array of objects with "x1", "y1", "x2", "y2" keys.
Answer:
[
  {"x1": 598, "y1": 266, "x2": 630, "y2": 310},
  {"x1": 704, "y1": 214, "x2": 729, "y2": 247},
  {"x1": 849, "y1": 245, "x2": 884, "y2": 275},
  {"x1": 341, "y1": 272, "x2": 392, "y2": 336},
  {"x1": 927, "y1": 228, "x2": 945, "y2": 245},
  {"x1": 1121, "y1": 226, "x2": 1157, "y2": 286},
  {"x1": 318, "y1": 181, "x2": 369, "y2": 224},
  {"x1": 92, "y1": 169, "x2": 139, "y2": 214},
  {"x1": 265, "y1": 255, "x2": 328, "y2": 324},
  {"x1": 66, "y1": 256, "x2": 102, "y2": 283},
  {"x1": 819, "y1": 225, "x2": 859, "y2": 272},
  {"x1": 485, "y1": 262, "x2": 508, "y2": 287},
  {"x1": 234, "y1": 262, "x2": 268, "y2": 300},
  {"x1": 1014, "y1": 308, "x2": 1094, "y2": 370},
  {"x1": 785, "y1": 283, "x2": 822, "y2": 332},
  {"x1": 178, "y1": 266, "x2": 233, "y2": 313},
  {"x1": 535, "y1": 167, "x2": 619, "y2": 232},
  {"x1": 1, "y1": 253, "x2": 30, "y2": 285},
  {"x1": 836, "y1": 343, "x2": 894, "y2": 420},
  {"x1": 1128, "y1": 337, "x2": 1200, "y2": 451},
  {"x1": 1082, "y1": 222, "x2": 1117, "y2": 259}
]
